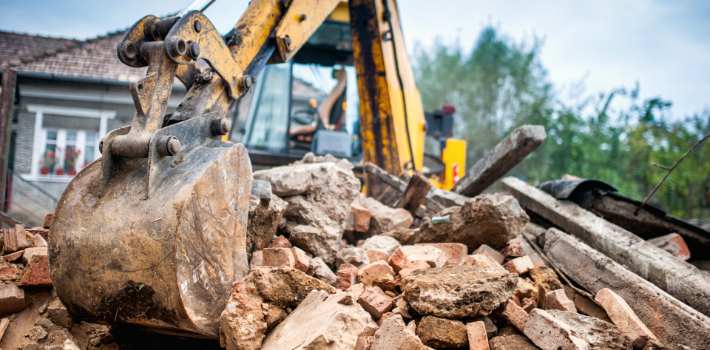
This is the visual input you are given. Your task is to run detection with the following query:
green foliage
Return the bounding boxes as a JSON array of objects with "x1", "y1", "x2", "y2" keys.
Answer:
[{"x1": 414, "y1": 26, "x2": 710, "y2": 219}]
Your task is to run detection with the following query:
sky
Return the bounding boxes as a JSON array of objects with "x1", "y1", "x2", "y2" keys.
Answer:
[{"x1": 2, "y1": 0, "x2": 709, "y2": 118}]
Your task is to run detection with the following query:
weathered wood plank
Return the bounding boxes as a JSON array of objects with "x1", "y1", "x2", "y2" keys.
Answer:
[
  {"x1": 455, "y1": 125, "x2": 545, "y2": 197},
  {"x1": 542, "y1": 227, "x2": 710, "y2": 349},
  {"x1": 397, "y1": 173, "x2": 432, "y2": 214},
  {"x1": 502, "y1": 176, "x2": 710, "y2": 316}
]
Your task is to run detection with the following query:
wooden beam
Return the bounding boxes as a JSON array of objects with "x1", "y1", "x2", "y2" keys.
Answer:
[
  {"x1": 0, "y1": 69, "x2": 17, "y2": 212},
  {"x1": 455, "y1": 125, "x2": 545, "y2": 196},
  {"x1": 397, "y1": 173, "x2": 432, "y2": 214},
  {"x1": 502, "y1": 176, "x2": 710, "y2": 316},
  {"x1": 541, "y1": 227, "x2": 710, "y2": 349}
]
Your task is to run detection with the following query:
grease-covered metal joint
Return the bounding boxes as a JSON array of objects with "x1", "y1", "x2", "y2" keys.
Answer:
[
  {"x1": 210, "y1": 118, "x2": 231, "y2": 136},
  {"x1": 239, "y1": 75, "x2": 253, "y2": 92},
  {"x1": 157, "y1": 135, "x2": 182, "y2": 156}
]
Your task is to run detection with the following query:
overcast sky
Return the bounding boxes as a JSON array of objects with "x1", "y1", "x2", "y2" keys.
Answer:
[{"x1": 2, "y1": 0, "x2": 709, "y2": 118}]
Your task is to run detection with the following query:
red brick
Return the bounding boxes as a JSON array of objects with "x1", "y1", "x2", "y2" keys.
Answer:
[
  {"x1": 388, "y1": 245, "x2": 447, "y2": 272},
  {"x1": 365, "y1": 249, "x2": 389, "y2": 263},
  {"x1": 250, "y1": 250, "x2": 264, "y2": 268},
  {"x1": 501, "y1": 300, "x2": 528, "y2": 332},
  {"x1": 351, "y1": 201, "x2": 373, "y2": 233},
  {"x1": 291, "y1": 247, "x2": 311, "y2": 273},
  {"x1": 473, "y1": 244, "x2": 504, "y2": 264},
  {"x1": 595, "y1": 288, "x2": 657, "y2": 342},
  {"x1": 19, "y1": 255, "x2": 52, "y2": 287},
  {"x1": 418, "y1": 243, "x2": 468, "y2": 266},
  {"x1": 358, "y1": 285, "x2": 394, "y2": 320},
  {"x1": 462, "y1": 254, "x2": 507, "y2": 273},
  {"x1": 2, "y1": 225, "x2": 32, "y2": 253},
  {"x1": 262, "y1": 247, "x2": 296, "y2": 268},
  {"x1": 0, "y1": 264, "x2": 21, "y2": 282},
  {"x1": 503, "y1": 256, "x2": 534, "y2": 275},
  {"x1": 397, "y1": 260, "x2": 431, "y2": 278},
  {"x1": 501, "y1": 238, "x2": 525, "y2": 258},
  {"x1": 466, "y1": 321, "x2": 490, "y2": 350},
  {"x1": 648, "y1": 233, "x2": 690, "y2": 261},
  {"x1": 358, "y1": 261, "x2": 396, "y2": 290},
  {"x1": 544, "y1": 289, "x2": 576, "y2": 312},
  {"x1": 336, "y1": 263, "x2": 359, "y2": 290}
]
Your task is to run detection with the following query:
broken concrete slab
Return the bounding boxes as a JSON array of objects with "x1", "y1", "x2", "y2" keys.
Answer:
[
  {"x1": 454, "y1": 125, "x2": 546, "y2": 196},
  {"x1": 541, "y1": 227, "x2": 710, "y2": 349},
  {"x1": 503, "y1": 176, "x2": 710, "y2": 316},
  {"x1": 402, "y1": 265, "x2": 517, "y2": 318},
  {"x1": 370, "y1": 314, "x2": 432, "y2": 350},
  {"x1": 337, "y1": 246, "x2": 369, "y2": 267},
  {"x1": 413, "y1": 193, "x2": 529, "y2": 250},
  {"x1": 261, "y1": 290, "x2": 377, "y2": 350},
  {"x1": 523, "y1": 309, "x2": 631, "y2": 350},
  {"x1": 416, "y1": 316, "x2": 468, "y2": 349},
  {"x1": 594, "y1": 288, "x2": 657, "y2": 343},
  {"x1": 286, "y1": 223, "x2": 340, "y2": 265}
]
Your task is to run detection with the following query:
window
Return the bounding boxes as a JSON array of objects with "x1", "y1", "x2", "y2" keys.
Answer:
[
  {"x1": 38, "y1": 128, "x2": 98, "y2": 176},
  {"x1": 27, "y1": 105, "x2": 115, "y2": 180}
]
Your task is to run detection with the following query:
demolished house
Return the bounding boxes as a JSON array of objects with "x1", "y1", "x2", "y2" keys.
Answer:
[{"x1": 0, "y1": 132, "x2": 708, "y2": 350}]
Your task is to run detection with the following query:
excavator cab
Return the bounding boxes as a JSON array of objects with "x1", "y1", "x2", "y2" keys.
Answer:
[{"x1": 230, "y1": 15, "x2": 363, "y2": 168}]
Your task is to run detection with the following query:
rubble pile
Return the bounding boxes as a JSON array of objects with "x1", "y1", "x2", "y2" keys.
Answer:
[{"x1": 0, "y1": 155, "x2": 696, "y2": 349}]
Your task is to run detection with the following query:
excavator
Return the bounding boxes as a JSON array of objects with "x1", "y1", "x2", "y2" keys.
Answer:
[{"x1": 49, "y1": 0, "x2": 466, "y2": 339}]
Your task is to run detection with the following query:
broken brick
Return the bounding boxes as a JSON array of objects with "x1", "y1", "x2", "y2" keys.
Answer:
[
  {"x1": 648, "y1": 233, "x2": 690, "y2": 261},
  {"x1": 466, "y1": 321, "x2": 490, "y2": 350},
  {"x1": 19, "y1": 255, "x2": 52, "y2": 287},
  {"x1": 544, "y1": 289, "x2": 576, "y2": 312},
  {"x1": 463, "y1": 254, "x2": 508, "y2": 274},
  {"x1": 503, "y1": 256, "x2": 534, "y2": 275},
  {"x1": 291, "y1": 247, "x2": 310, "y2": 273},
  {"x1": 336, "y1": 263, "x2": 359, "y2": 290},
  {"x1": 370, "y1": 314, "x2": 430, "y2": 350},
  {"x1": 501, "y1": 300, "x2": 528, "y2": 332},
  {"x1": 350, "y1": 200, "x2": 373, "y2": 233},
  {"x1": 595, "y1": 288, "x2": 657, "y2": 342},
  {"x1": 473, "y1": 244, "x2": 505, "y2": 264},
  {"x1": 418, "y1": 243, "x2": 468, "y2": 266},
  {"x1": 357, "y1": 285, "x2": 394, "y2": 320},
  {"x1": 262, "y1": 247, "x2": 296, "y2": 268},
  {"x1": 358, "y1": 261, "x2": 396, "y2": 290},
  {"x1": 388, "y1": 245, "x2": 447, "y2": 272}
]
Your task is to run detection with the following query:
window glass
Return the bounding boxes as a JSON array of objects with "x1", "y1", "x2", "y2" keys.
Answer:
[
  {"x1": 245, "y1": 63, "x2": 292, "y2": 151},
  {"x1": 38, "y1": 128, "x2": 100, "y2": 177}
]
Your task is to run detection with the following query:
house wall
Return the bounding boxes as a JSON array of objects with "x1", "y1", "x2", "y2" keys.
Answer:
[{"x1": 9, "y1": 76, "x2": 185, "y2": 224}]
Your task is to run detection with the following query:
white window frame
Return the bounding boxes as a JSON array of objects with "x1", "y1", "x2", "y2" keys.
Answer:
[{"x1": 24, "y1": 105, "x2": 115, "y2": 182}]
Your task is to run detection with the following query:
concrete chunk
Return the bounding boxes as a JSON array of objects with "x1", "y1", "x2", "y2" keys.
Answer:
[
  {"x1": 413, "y1": 194, "x2": 529, "y2": 250},
  {"x1": 416, "y1": 316, "x2": 468, "y2": 349},
  {"x1": 261, "y1": 290, "x2": 377, "y2": 350},
  {"x1": 544, "y1": 289, "x2": 576, "y2": 313},
  {"x1": 473, "y1": 244, "x2": 505, "y2": 264},
  {"x1": 402, "y1": 265, "x2": 517, "y2": 318}
]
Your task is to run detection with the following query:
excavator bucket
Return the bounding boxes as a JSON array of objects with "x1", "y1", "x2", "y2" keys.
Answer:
[{"x1": 48, "y1": 13, "x2": 253, "y2": 338}]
